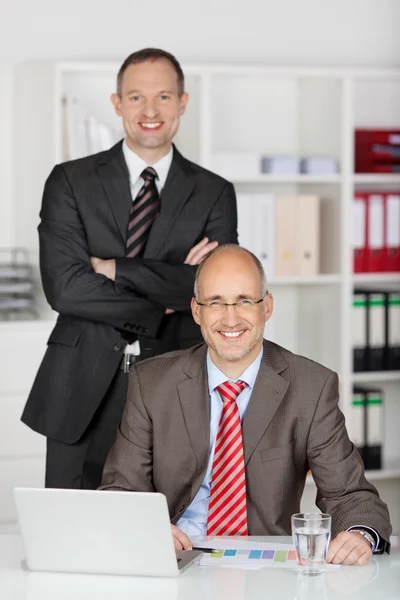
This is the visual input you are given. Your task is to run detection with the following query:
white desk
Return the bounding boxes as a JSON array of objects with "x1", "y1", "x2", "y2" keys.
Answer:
[{"x1": 1, "y1": 535, "x2": 399, "y2": 600}]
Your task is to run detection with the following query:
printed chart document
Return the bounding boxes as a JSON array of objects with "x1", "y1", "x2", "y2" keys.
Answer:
[{"x1": 193, "y1": 538, "x2": 340, "y2": 570}]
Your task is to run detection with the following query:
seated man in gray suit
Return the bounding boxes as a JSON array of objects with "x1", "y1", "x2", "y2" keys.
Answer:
[{"x1": 101, "y1": 245, "x2": 392, "y2": 565}]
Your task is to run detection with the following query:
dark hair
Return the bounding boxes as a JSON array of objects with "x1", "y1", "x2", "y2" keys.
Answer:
[
  {"x1": 194, "y1": 244, "x2": 269, "y2": 299},
  {"x1": 117, "y1": 48, "x2": 185, "y2": 96}
]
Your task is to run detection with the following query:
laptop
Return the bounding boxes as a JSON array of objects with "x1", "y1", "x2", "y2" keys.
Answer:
[{"x1": 13, "y1": 488, "x2": 202, "y2": 577}]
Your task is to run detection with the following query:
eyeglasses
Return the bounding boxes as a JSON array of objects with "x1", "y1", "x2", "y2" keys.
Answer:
[{"x1": 195, "y1": 293, "x2": 268, "y2": 312}]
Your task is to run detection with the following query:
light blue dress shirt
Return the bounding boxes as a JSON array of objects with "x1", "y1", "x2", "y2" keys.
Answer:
[{"x1": 176, "y1": 348, "x2": 263, "y2": 537}]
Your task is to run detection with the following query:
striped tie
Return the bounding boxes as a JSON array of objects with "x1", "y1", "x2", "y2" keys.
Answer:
[
  {"x1": 126, "y1": 167, "x2": 160, "y2": 258},
  {"x1": 207, "y1": 380, "x2": 248, "y2": 536}
]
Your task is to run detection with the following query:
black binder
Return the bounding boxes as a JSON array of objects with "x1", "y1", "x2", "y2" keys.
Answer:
[{"x1": 353, "y1": 385, "x2": 383, "y2": 470}]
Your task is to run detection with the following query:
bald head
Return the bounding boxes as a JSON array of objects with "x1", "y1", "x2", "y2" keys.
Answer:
[
  {"x1": 194, "y1": 245, "x2": 268, "y2": 301},
  {"x1": 191, "y1": 245, "x2": 272, "y2": 377}
]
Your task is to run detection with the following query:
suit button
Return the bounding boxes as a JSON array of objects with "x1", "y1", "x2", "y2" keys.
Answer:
[
  {"x1": 143, "y1": 327, "x2": 148, "y2": 333},
  {"x1": 113, "y1": 343, "x2": 122, "y2": 351}
]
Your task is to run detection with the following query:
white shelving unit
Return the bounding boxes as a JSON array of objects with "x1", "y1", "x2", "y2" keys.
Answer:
[
  {"x1": 353, "y1": 174, "x2": 400, "y2": 185},
  {"x1": 353, "y1": 273, "x2": 400, "y2": 286},
  {"x1": 352, "y1": 372, "x2": 400, "y2": 384},
  {"x1": 231, "y1": 175, "x2": 341, "y2": 184},
  {"x1": 268, "y1": 275, "x2": 341, "y2": 285},
  {"x1": 306, "y1": 458, "x2": 400, "y2": 484},
  {"x1": 1, "y1": 60, "x2": 399, "y2": 532}
]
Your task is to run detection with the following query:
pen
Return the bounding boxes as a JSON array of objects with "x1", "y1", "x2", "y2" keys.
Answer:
[{"x1": 192, "y1": 546, "x2": 218, "y2": 553}]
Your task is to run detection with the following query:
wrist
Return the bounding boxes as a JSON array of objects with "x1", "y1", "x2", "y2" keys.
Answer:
[{"x1": 350, "y1": 528, "x2": 375, "y2": 549}]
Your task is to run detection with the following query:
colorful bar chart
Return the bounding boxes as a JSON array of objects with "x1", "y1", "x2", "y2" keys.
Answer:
[{"x1": 208, "y1": 548, "x2": 297, "y2": 563}]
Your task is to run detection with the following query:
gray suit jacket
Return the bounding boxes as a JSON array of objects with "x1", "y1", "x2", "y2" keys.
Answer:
[{"x1": 102, "y1": 341, "x2": 391, "y2": 545}]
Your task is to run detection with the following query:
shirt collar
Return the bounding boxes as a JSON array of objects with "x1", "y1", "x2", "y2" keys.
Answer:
[
  {"x1": 122, "y1": 141, "x2": 173, "y2": 190},
  {"x1": 207, "y1": 347, "x2": 264, "y2": 395}
]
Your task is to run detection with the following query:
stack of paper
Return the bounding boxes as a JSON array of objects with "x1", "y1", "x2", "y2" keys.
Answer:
[
  {"x1": 0, "y1": 248, "x2": 36, "y2": 319},
  {"x1": 261, "y1": 156, "x2": 299, "y2": 175},
  {"x1": 300, "y1": 157, "x2": 338, "y2": 174},
  {"x1": 212, "y1": 152, "x2": 262, "y2": 179}
]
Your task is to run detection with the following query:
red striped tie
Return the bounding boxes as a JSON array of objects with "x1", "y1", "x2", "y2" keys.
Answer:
[
  {"x1": 207, "y1": 380, "x2": 248, "y2": 536},
  {"x1": 126, "y1": 167, "x2": 160, "y2": 258}
]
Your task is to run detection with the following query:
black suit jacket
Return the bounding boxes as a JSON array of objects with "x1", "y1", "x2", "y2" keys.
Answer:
[{"x1": 22, "y1": 142, "x2": 237, "y2": 443}]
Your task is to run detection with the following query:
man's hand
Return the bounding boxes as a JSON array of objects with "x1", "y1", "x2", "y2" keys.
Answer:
[
  {"x1": 171, "y1": 524, "x2": 193, "y2": 550},
  {"x1": 163, "y1": 238, "x2": 218, "y2": 313},
  {"x1": 91, "y1": 257, "x2": 116, "y2": 281},
  {"x1": 184, "y1": 237, "x2": 218, "y2": 266},
  {"x1": 327, "y1": 531, "x2": 373, "y2": 566}
]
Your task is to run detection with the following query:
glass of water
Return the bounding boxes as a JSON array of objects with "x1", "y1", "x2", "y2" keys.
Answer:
[{"x1": 291, "y1": 512, "x2": 332, "y2": 576}]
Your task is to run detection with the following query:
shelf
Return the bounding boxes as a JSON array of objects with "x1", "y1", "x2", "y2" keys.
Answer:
[
  {"x1": 353, "y1": 174, "x2": 400, "y2": 185},
  {"x1": 306, "y1": 459, "x2": 400, "y2": 484},
  {"x1": 0, "y1": 319, "x2": 56, "y2": 333},
  {"x1": 364, "y1": 465, "x2": 400, "y2": 481},
  {"x1": 352, "y1": 371, "x2": 400, "y2": 383},
  {"x1": 269, "y1": 275, "x2": 341, "y2": 286},
  {"x1": 231, "y1": 175, "x2": 341, "y2": 185},
  {"x1": 353, "y1": 273, "x2": 400, "y2": 285}
]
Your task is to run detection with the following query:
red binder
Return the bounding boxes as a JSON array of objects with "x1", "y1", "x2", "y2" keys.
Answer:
[
  {"x1": 355, "y1": 130, "x2": 400, "y2": 146},
  {"x1": 371, "y1": 145, "x2": 400, "y2": 161},
  {"x1": 355, "y1": 129, "x2": 400, "y2": 173},
  {"x1": 370, "y1": 165, "x2": 400, "y2": 173},
  {"x1": 366, "y1": 193, "x2": 385, "y2": 272},
  {"x1": 385, "y1": 193, "x2": 400, "y2": 272},
  {"x1": 353, "y1": 194, "x2": 368, "y2": 273}
]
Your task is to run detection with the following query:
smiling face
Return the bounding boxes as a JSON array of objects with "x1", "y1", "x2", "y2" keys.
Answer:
[
  {"x1": 111, "y1": 58, "x2": 188, "y2": 163},
  {"x1": 191, "y1": 248, "x2": 273, "y2": 378}
]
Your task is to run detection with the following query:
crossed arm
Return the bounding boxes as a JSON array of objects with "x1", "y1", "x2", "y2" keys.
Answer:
[
  {"x1": 91, "y1": 236, "x2": 217, "y2": 313},
  {"x1": 90, "y1": 179, "x2": 238, "y2": 312},
  {"x1": 39, "y1": 165, "x2": 235, "y2": 330}
]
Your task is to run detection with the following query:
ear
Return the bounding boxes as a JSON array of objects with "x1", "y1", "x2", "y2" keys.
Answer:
[
  {"x1": 111, "y1": 93, "x2": 122, "y2": 117},
  {"x1": 191, "y1": 296, "x2": 201, "y2": 325},
  {"x1": 263, "y1": 293, "x2": 274, "y2": 323},
  {"x1": 179, "y1": 92, "x2": 189, "y2": 116}
]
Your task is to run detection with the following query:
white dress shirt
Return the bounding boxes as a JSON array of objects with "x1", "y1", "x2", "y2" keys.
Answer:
[
  {"x1": 122, "y1": 140, "x2": 173, "y2": 198},
  {"x1": 121, "y1": 141, "x2": 173, "y2": 356}
]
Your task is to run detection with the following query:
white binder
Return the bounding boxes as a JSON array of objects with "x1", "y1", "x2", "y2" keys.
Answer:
[{"x1": 236, "y1": 193, "x2": 275, "y2": 278}]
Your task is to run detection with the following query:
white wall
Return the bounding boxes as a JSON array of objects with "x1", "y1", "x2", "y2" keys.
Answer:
[
  {"x1": 0, "y1": 0, "x2": 399, "y2": 66},
  {"x1": 0, "y1": 0, "x2": 398, "y2": 250},
  {"x1": 0, "y1": 63, "x2": 15, "y2": 247}
]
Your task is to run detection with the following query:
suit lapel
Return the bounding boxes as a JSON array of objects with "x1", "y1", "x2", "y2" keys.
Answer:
[
  {"x1": 176, "y1": 346, "x2": 210, "y2": 469},
  {"x1": 144, "y1": 147, "x2": 195, "y2": 258},
  {"x1": 242, "y1": 342, "x2": 289, "y2": 466},
  {"x1": 174, "y1": 342, "x2": 290, "y2": 469},
  {"x1": 95, "y1": 142, "x2": 132, "y2": 244}
]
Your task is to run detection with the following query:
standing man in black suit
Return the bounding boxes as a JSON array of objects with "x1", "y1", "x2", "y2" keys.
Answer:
[{"x1": 22, "y1": 48, "x2": 238, "y2": 490}]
